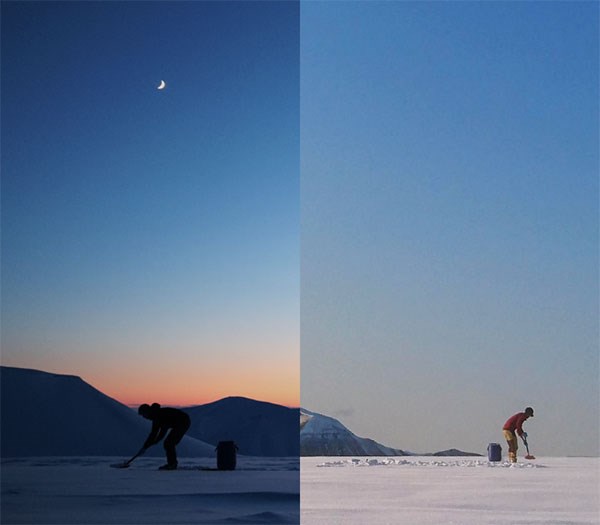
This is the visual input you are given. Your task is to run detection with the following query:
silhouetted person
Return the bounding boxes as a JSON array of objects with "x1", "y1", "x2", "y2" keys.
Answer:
[{"x1": 138, "y1": 403, "x2": 191, "y2": 470}]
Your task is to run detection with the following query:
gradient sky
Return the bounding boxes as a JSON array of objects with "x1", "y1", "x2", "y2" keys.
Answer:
[
  {"x1": 1, "y1": 2, "x2": 299, "y2": 407},
  {"x1": 301, "y1": 2, "x2": 598, "y2": 456}
]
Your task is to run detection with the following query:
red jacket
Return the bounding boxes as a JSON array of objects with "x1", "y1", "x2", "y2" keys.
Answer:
[{"x1": 503, "y1": 412, "x2": 529, "y2": 436}]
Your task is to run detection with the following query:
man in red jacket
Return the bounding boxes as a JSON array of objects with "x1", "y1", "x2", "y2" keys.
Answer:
[{"x1": 503, "y1": 407, "x2": 534, "y2": 462}]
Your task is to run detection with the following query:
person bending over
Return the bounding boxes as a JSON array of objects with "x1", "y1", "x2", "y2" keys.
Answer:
[
  {"x1": 502, "y1": 407, "x2": 534, "y2": 463},
  {"x1": 138, "y1": 403, "x2": 191, "y2": 470}
]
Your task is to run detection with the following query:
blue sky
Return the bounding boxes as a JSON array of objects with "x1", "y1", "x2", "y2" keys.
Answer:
[
  {"x1": 1, "y1": 1, "x2": 299, "y2": 405},
  {"x1": 301, "y1": 1, "x2": 598, "y2": 456},
  {"x1": 2, "y1": 1, "x2": 598, "y2": 457}
]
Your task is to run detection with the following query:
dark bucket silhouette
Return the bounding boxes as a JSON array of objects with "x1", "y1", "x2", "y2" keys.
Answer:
[{"x1": 216, "y1": 441, "x2": 238, "y2": 470}]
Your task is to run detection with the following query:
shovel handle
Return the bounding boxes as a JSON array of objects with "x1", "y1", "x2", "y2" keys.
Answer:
[{"x1": 125, "y1": 447, "x2": 146, "y2": 466}]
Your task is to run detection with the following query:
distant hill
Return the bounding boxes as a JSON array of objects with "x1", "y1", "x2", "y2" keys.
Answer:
[
  {"x1": 300, "y1": 409, "x2": 482, "y2": 457},
  {"x1": 431, "y1": 449, "x2": 483, "y2": 457},
  {"x1": 1, "y1": 366, "x2": 481, "y2": 459},
  {"x1": 300, "y1": 409, "x2": 408, "y2": 456},
  {"x1": 183, "y1": 397, "x2": 299, "y2": 457},
  {"x1": 0, "y1": 366, "x2": 214, "y2": 458}
]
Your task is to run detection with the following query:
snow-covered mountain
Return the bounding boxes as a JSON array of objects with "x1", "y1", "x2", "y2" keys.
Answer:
[
  {"x1": 300, "y1": 409, "x2": 483, "y2": 457},
  {"x1": 0, "y1": 366, "x2": 215, "y2": 457},
  {"x1": 184, "y1": 397, "x2": 299, "y2": 457},
  {"x1": 300, "y1": 409, "x2": 408, "y2": 456}
]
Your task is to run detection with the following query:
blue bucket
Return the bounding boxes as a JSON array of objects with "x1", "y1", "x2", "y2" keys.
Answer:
[{"x1": 487, "y1": 442, "x2": 502, "y2": 462}]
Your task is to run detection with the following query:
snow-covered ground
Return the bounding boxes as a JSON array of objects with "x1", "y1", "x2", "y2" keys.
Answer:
[
  {"x1": 1, "y1": 456, "x2": 299, "y2": 524},
  {"x1": 3, "y1": 455, "x2": 597, "y2": 524},
  {"x1": 301, "y1": 456, "x2": 599, "y2": 524}
]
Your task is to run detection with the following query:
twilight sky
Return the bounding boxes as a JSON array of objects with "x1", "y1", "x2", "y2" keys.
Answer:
[
  {"x1": 1, "y1": 2, "x2": 299, "y2": 407},
  {"x1": 301, "y1": 1, "x2": 598, "y2": 456},
  {"x1": 2, "y1": 1, "x2": 598, "y2": 458}
]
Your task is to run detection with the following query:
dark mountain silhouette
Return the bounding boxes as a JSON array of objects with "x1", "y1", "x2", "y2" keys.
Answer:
[
  {"x1": 431, "y1": 448, "x2": 482, "y2": 457},
  {"x1": 184, "y1": 397, "x2": 299, "y2": 457},
  {"x1": 0, "y1": 366, "x2": 214, "y2": 457}
]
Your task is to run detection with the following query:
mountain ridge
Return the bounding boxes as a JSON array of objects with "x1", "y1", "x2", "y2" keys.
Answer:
[
  {"x1": 300, "y1": 408, "x2": 482, "y2": 457},
  {"x1": 183, "y1": 396, "x2": 299, "y2": 456},
  {"x1": 300, "y1": 408, "x2": 408, "y2": 456},
  {"x1": 0, "y1": 366, "x2": 296, "y2": 458}
]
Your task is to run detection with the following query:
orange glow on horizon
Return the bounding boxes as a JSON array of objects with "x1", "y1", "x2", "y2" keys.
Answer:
[
  {"x1": 2, "y1": 354, "x2": 300, "y2": 408},
  {"x1": 85, "y1": 361, "x2": 300, "y2": 409},
  {"x1": 105, "y1": 373, "x2": 301, "y2": 409},
  {"x1": 119, "y1": 394, "x2": 300, "y2": 409},
  {"x1": 104, "y1": 388, "x2": 300, "y2": 410}
]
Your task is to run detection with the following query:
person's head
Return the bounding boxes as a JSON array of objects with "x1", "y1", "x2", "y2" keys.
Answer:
[
  {"x1": 138, "y1": 403, "x2": 161, "y2": 420},
  {"x1": 138, "y1": 404, "x2": 151, "y2": 419},
  {"x1": 524, "y1": 407, "x2": 534, "y2": 418}
]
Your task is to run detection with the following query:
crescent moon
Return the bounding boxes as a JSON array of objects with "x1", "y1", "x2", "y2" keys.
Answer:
[{"x1": 157, "y1": 80, "x2": 166, "y2": 90}]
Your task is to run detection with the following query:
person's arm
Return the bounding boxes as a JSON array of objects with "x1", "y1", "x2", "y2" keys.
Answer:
[
  {"x1": 154, "y1": 426, "x2": 169, "y2": 443},
  {"x1": 515, "y1": 414, "x2": 526, "y2": 437},
  {"x1": 143, "y1": 420, "x2": 160, "y2": 449}
]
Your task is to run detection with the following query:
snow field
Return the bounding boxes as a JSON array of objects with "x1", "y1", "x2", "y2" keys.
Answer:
[
  {"x1": 301, "y1": 456, "x2": 599, "y2": 525},
  {"x1": 1, "y1": 456, "x2": 299, "y2": 524},
  {"x1": 3, "y1": 455, "x2": 598, "y2": 524}
]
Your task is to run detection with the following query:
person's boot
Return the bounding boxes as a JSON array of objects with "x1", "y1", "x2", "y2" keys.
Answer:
[{"x1": 159, "y1": 463, "x2": 177, "y2": 470}]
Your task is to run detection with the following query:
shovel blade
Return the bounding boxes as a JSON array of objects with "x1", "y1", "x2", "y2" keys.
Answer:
[{"x1": 110, "y1": 461, "x2": 131, "y2": 468}]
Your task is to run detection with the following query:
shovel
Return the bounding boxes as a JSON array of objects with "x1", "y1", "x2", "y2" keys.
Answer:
[
  {"x1": 522, "y1": 436, "x2": 536, "y2": 460},
  {"x1": 110, "y1": 447, "x2": 146, "y2": 469}
]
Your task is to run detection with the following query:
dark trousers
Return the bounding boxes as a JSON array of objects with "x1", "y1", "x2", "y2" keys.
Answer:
[{"x1": 163, "y1": 418, "x2": 191, "y2": 465}]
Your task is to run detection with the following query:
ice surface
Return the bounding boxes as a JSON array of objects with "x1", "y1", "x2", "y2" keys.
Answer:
[
  {"x1": 1, "y1": 456, "x2": 299, "y2": 524},
  {"x1": 301, "y1": 456, "x2": 599, "y2": 524}
]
